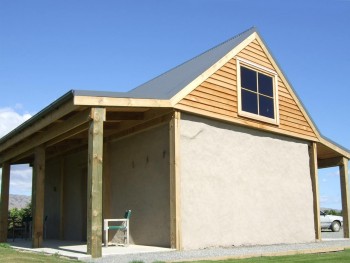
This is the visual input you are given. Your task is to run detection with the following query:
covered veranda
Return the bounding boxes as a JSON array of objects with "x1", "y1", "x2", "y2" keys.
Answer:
[{"x1": 0, "y1": 90, "x2": 181, "y2": 258}]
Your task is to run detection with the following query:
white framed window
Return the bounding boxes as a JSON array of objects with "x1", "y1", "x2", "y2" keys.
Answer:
[{"x1": 236, "y1": 57, "x2": 279, "y2": 125}]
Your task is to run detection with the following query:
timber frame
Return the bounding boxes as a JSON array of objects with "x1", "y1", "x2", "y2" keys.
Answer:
[{"x1": 0, "y1": 27, "x2": 349, "y2": 257}]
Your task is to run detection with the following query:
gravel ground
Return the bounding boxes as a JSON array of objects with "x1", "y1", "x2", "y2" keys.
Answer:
[
  {"x1": 322, "y1": 229, "x2": 344, "y2": 239},
  {"x1": 83, "y1": 239, "x2": 350, "y2": 263}
]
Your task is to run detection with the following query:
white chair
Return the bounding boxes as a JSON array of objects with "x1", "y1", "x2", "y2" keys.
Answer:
[{"x1": 104, "y1": 210, "x2": 131, "y2": 247}]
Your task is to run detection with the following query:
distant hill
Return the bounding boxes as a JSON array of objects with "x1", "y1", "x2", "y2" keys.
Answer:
[{"x1": 9, "y1": 194, "x2": 31, "y2": 209}]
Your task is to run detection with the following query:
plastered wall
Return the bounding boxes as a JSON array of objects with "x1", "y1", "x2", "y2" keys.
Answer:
[
  {"x1": 180, "y1": 113, "x2": 314, "y2": 249},
  {"x1": 45, "y1": 150, "x2": 87, "y2": 241},
  {"x1": 108, "y1": 124, "x2": 170, "y2": 247},
  {"x1": 44, "y1": 159, "x2": 61, "y2": 239}
]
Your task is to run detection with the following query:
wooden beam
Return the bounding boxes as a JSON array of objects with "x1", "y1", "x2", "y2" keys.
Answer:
[
  {"x1": 0, "y1": 109, "x2": 91, "y2": 163},
  {"x1": 87, "y1": 108, "x2": 105, "y2": 258},
  {"x1": 106, "y1": 111, "x2": 144, "y2": 121},
  {"x1": 107, "y1": 112, "x2": 173, "y2": 143},
  {"x1": 169, "y1": 111, "x2": 182, "y2": 249},
  {"x1": 318, "y1": 157, "x2": 344, "y2": 169},
  {"x1": 32, "y1": 146, "x2": 46, "y2": 248},
  {"x1": 74, "y1": 96, "x2": 171, "y2": 108},
  {"x1": 0, "y1": 162, "x2": 10, "y2": 242},
  {"x1": 309, "y1": 142, "x2": 321, "y2": 240},
  {"x1": 0, "y1": 100, "x2": 76, "y2": 153},
  {"x1": 45, "y1": 123, "x2": 89, "y2": 147},
  {"x1": 340, "y1": 157, "x2": 350, "y2": 238}
]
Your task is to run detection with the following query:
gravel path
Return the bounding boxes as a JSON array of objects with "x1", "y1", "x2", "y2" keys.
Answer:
[{"x1": 83, "y1": 239, "x2": 350, "y2": 263}]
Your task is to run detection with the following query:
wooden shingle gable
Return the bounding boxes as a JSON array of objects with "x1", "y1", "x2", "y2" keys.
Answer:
[{"x1": 174, "y1": 32, "x2": 320, "y2": 141}]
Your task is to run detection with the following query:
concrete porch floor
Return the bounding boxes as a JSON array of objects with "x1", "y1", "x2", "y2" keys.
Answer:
[{"x1": 8, "y1": 239, "x2": 174, "y2": 260}]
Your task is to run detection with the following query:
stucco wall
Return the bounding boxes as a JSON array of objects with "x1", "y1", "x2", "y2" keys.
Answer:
[
  {"x1": 180, "y1": 113, "x2": 314, "y2": 249},
  {"x1": 44, "y1": 159, "x2": 61, "y2": 239},
  {"x1": 109, "y1": 124, "x2": 170, "y2": 247},
  {"x1": 44, "y1": 150, "x2": 87, "y2": 241}
]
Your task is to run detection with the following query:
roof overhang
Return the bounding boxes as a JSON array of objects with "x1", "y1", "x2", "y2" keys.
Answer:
[{"x1": 0, "y1": 90, "x2": 173, "y2": 165}]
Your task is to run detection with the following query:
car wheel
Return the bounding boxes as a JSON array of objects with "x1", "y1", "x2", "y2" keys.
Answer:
[{"x1": 331, "y1": 221, "x2": 341, "y2": 232}]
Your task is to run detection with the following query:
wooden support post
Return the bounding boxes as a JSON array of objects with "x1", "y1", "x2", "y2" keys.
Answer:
[
  {"x1": 340, "y1": 158, "x2": 350, "y2": 238},
  {"x1": 87, "y1": 108, "x2": 105, "y2": 258},
  {"x1": 309, "y1": 143, "x2": 321, "y2": 240},
  {"x1": 32, "y1": 146, "x2": 46, "y2": 248},
  {"x1": 0, "y1": 162, "x2": 10, "y2": 242},
  {"x1": 309, "y1": 142, "x2": 321, "y2": 241},
  {"x1": 169, "y1": 111, "x2": 182, "y2": 250}
]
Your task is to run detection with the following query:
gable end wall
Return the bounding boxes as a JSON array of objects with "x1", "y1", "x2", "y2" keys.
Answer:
[{"x1": 176, "y1": 39, "x2": 317, "y2": 141}]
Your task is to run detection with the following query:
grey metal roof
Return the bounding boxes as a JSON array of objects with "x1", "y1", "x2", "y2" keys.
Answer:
[{"x1": 126, "y1": 27, "x2": 257, "y2": 99}]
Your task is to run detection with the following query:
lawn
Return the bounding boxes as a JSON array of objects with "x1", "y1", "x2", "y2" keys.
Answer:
[
  {"x1": 178, "y1": 249, "x2": 350, "y2": 263},
  {"x1": 0, "y1": 243, "x2": 81, "y2": 263},
  {"x1": 1, "y1": 243, "x2": 350, "y2": 263}
]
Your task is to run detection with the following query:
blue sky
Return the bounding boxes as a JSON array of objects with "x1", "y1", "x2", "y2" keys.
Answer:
[{"x1": 0, "y1": 0, "x2": 349, "y2": 209}]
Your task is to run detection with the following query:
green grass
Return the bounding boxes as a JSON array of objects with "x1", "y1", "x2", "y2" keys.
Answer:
[
  {"x1": 177, "y1": 249, "x2": 350, "y2": 263},
  {"x1": 0, "y1": 243, "x2": 81, "y2": 263}
]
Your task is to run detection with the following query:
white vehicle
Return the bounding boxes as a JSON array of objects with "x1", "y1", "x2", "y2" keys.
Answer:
[{"x1": 320, "y1": 211, "x2": 343, "y2": 232}]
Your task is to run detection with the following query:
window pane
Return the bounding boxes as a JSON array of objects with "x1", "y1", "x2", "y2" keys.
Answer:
[
  {"x1": 258, "y1": 73, "x2": 273, "y2": 97},
  {"x1": 241, "y1": 67, "x2": 257, "y2": 92},
  {"x1": 242, "y1": 90, "x2": 258, "y2": 114},
  {"x1": 259, "y1": 95, "x2": 274, "y2": 118}
]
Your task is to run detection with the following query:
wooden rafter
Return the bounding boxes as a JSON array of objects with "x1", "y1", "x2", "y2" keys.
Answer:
[{"x1": 0, "y1": 109, "x2": 91, "y2": 163}]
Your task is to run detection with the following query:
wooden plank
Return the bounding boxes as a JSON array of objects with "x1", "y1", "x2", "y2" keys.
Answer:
[
  {"x1": 74, "y1": 96, "x2": 171, "y2": 108},
  {"x1": 220, "y1": 65, "x2": 236, "y2": 75},
  {"x1": 59, "y1": 157, "x2": 64, "y2": 240},
  {"x1": 0, "y1": 109, "x2": 91, "y2": 163},
  {"x1": 279, "y1": 119, "x2": 314, "y2": 133},
  {"x1": 319, "y1": 138, "x2": 350, "y2": 160},
  {"x1": 179, "y1": 99, "x2": 234, "y2": 117},
  {"x1": 244, "y1": 44, "x2": 268, "y2": 58},
  {"x1": 32, "y1": 146, "x2": 46, "y2": 248},
  {"x1": 200, "y1": 82, "x2": 235, "y2": 96},
  {"x1": 279, "y1": 123, "x2": 316, "y2": 138},
  {"x1": 211, "y1": 72, "x2": 236, "y2": 84},
  {"x1": 309, "y1": 143, "x2": 321, "y2": 240},
  {"x1": 318, "y1": 157, "x2": 344, "y2": 169},
  {"x1": 87, "y1": 108, "x2": 105, "y2": 258},
  {"x1": 185, "y1": 94, "x2": 236, "y2": 110},
  {"x1": 237, "y1": 51, "x2": 275, "y2": 70},
  {"x1": 340, "y1": 158, "x2": 350, "y2": 238},
  {"x1": 239, "y1": 48, "x2": 273, "y2": 67},
  {"x1": 0, "y1": 162, "x2": 10, "y2": 242},
  {"x1": 280, "y1": 110, "x2": 309, "y2": 122},
  {"x1": 279, "y1": 105, "x2": 305, "y2": 117},
  {"x1": 169, "y1": 111, "x2": 182, "y2": 249},
  {"x1": 279, "y1": 95, "x2": 298, "y2": 106},
  {"x1": 205, "y1": 77, "x2": 235, "y2": 90},
  {"x1": 0, "y1": 100, "x2": 76, "y2": 153},
  {"x1": 196, "y1": 85, "x2": 237, "y2": 101},
  {"x1": 280, "y1": 114, "x2": 311, "y2": 127},
  {"x1": 190, "y1": 90, "x2": 236, "y2": 105}
]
